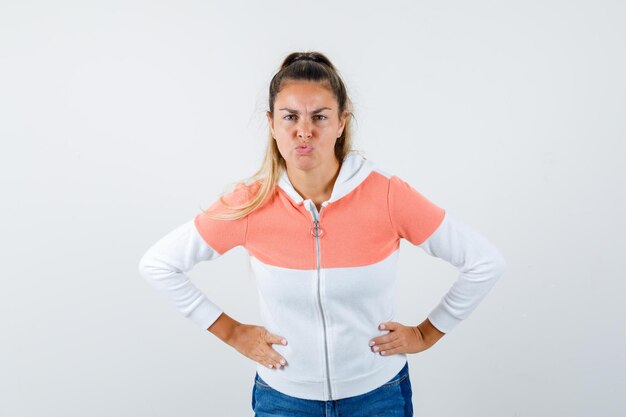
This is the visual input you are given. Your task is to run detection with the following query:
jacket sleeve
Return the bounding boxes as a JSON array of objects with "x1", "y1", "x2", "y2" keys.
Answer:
[
  {"x1": 137, "y1": 189, "x2": 248, "y2": 331},
  {"x1": 388, "y1": 175, "x2": 507, "y2": 334}
]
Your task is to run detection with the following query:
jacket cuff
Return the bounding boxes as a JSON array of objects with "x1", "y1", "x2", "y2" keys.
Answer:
[
  {"x1": 427, "y1": 303, "x2": 463, "y2": 334},
  {"x1": 187, "y1": 297, "x2": 224, "y2": 330}
]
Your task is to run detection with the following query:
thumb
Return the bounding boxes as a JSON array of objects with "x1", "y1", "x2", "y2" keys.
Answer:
[
  {"x1": 379, "y1": 321, "x2": 399, "y2": 331},
  {"x1": 266, "y1": 331, "x2": 288, "y2": 346}
]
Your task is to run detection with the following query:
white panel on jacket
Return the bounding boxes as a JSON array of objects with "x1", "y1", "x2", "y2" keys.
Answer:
[
  {"x1": 138, "y1": 219, "x2": 224, "y2": 331},
  {"x1": 417, "y1": 211, "x2": 507, "y2": 334}
]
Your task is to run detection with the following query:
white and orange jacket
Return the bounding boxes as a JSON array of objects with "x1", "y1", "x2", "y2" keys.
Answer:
[{"x1": 138, "y1": 150, "x2": 506, "y2": 401}]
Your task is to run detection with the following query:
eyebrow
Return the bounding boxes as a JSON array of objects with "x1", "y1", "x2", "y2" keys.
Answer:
[{"x1": 278, "y1": 107, "x2": 332, "y2": 114}]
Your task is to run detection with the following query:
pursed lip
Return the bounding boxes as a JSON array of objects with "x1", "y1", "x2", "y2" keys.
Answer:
[{"x1": 295, "y1": 145, "x2": 314, "y2": 153}]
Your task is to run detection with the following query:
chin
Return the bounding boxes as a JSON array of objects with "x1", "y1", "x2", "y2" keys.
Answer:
[{"x1": 289, "y1": 155, "x2": 317, "y2": 169}]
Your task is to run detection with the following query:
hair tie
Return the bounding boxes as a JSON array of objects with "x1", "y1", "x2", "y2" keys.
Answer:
[{"x1": 292, "y1": 55, "x2": 319, "y2": 64}]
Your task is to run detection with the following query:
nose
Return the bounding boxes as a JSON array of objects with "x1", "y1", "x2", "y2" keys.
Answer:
[{"x1": 297, "y1": 119, "x2": 312, "y2": 141}]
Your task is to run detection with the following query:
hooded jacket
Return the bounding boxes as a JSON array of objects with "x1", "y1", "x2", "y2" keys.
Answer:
[{"x1": 138, "y1": 150, "x2": 506, "y2": 401}]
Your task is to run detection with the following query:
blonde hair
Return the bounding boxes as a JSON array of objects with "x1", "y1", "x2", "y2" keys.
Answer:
[{"x1": 201, "y1": 51, "x2": 357, "y2": 220}]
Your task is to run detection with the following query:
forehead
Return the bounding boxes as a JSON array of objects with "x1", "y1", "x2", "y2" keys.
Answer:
[{"x1": 276, "y1": 81, "x2": 336, "y2": 107}]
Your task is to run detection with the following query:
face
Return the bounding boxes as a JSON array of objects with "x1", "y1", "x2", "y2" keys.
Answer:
[{"x1": 267, "y1": 80, "x2": 348, "y2": 173}]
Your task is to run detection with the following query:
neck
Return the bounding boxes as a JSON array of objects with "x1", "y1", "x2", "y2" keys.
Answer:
[{"x1": 286, "y1": 157, "x2": 341, "y2": 202}]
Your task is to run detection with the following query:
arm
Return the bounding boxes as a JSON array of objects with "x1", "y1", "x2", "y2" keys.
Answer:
[
  {"x1": 138, "y1": 218, "x2": 289, "y2": 369},
  {"x1": 417, "y1": 317, "x2": 446, "y2": 345},
  {"x1": 208, "y1": 311, "x2": 241, "y2": 344},
  {"x1": 137, "y1": 218, "x2": 226, "y2": 331},
  {"x1": 369, "y1": 210, "x2": 506, "y2": 356},
  {"x1": 387, "y1": 175, "x2": 506, "y2": 334},
  {"x1": 418, "y1": 211, "x2": 507, "y2": 334}
]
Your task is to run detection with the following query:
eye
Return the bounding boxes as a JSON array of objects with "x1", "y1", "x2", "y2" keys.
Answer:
[{"x1": 282, "y1": 114, "x2": 327, "y2": 121}]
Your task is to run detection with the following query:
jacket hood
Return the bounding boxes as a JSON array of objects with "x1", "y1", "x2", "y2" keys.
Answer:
[{"x1": 277, "y1": 150, "x2": 375, "y2": 206}]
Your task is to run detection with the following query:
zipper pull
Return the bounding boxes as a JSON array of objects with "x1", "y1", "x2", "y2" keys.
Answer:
[{"x1": 310, "y1": 219, "x2": 324, "y2": 237}]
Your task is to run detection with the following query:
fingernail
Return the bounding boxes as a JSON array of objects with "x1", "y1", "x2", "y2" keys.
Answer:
[
  {"x1": 281, "y1": 339, "x2": 287, "y2": 345},
  {"x1": 369, "y1": 341, "x2": 375, "y2": 346},
  {"x1": 379, "y1": 324, "x2": 385, "y2": 330},
  {"x1": 373, "y1": 346, "x2": 379, "y2": 352},
  {"x1": 280, "y1": 359, "x2": 286, "y2": 365}
]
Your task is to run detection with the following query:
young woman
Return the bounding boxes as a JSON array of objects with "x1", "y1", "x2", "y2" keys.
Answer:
[{"x1": 138, "y1": 51, "x2": 506, "y2": 417}]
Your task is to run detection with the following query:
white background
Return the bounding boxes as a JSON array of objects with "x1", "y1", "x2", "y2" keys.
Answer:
[{"x1": 1, "y1": 1, "x2": 624, "y2": 416}]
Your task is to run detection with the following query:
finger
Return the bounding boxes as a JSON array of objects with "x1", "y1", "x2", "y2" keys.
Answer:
[
  {"x1": 270, "y1": 350, "x2": 288, "y2": 368},
  {"x1": 370, "y1": 332, "x2": 398, "y2": 346},
  {"x1": 265, "y1": 332, "x2": 288, "y2": 346},
  {"x1": 265, "y1": 357, "x2": 287, "y2": 369},
  {"x1": 262, "y1": 352, "x2": 287, "y2": 369},
  {"x1": 377, "y1": 345, "x2": 404, "y2": 356},
  {"x1": 252, "y1": 335, "x2": 280, "y2": 369},
  {"x1": 258, "y1": 332, "x2": 287, "y2": 369},
  {"x1": 371, "y1": 338, "x2": 402, "y2": 353},
  {"x1": 262, "y1": 343, "x2": 288, "y2": 369},
  {"x1": 379, "y1": 321, "x2": 399, "y2": 331}
]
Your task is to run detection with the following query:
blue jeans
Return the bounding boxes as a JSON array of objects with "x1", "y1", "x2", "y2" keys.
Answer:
[{"x1": 251, "y1": 361, "x2": 413, "y2": 417}]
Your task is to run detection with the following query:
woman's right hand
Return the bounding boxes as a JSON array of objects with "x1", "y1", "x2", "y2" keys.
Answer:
[{"x1": 227, "y1": 323, "x2": 289, "y2": 370}]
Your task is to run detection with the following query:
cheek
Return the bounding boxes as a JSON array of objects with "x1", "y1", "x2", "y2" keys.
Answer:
[
  {"x1": 274, "y1": 138, "x2": 290, "y2": 154},
  {"x1": 277, "y1": 125, "x2": 291, "y2": 133}
]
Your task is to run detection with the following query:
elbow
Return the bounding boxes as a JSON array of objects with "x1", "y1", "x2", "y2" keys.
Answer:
[
  {"x1": 137, "y1": 253, "x2": 151, "y2": 279},
  {"x1": 468, "y1": 246, "x2": 507, "y2": 285},
  {"x1": 138, "y1": 251, "x2": 159, "y2": 281},
  {"x1": 138, "y1": 250, "x2": 179, "y2": 283},
  {"x1": 489, "y1": 247, "x2": 507, "y2": 280}
]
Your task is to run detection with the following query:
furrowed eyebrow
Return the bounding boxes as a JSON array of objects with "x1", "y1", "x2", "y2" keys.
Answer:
[{"x1": 278, "y1": 107, "x2": 332, "y2": 114}]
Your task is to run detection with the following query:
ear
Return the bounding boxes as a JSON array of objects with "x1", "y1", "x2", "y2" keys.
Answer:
[
  {"x1": 337, "y1": 110, "x2": 349, "y2": 137},
  {"x1": 266, "y1": 111, "x2": 275, "y2": 138}
]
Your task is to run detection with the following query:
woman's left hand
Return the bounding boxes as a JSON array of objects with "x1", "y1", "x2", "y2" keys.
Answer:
[{"x1": 368, "y1": 318, "x2": 446, "y2": 356}]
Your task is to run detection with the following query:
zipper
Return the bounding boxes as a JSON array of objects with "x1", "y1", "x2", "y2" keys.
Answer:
[{"x1": 308, "y1": 201, "x2": 333, "y2": 400}]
